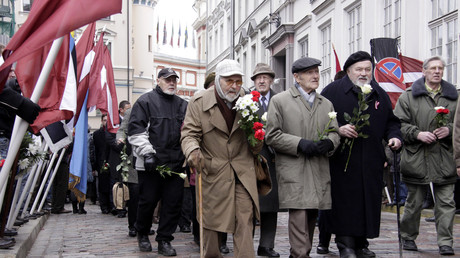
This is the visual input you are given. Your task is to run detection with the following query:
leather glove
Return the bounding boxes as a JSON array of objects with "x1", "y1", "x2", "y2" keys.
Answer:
[
  {"x1": 17, "y1": 98, "x2": 41, "y2": 124},
  {"x1": 249, "y1": 139, "x2": 263, "y2": 155},
  {"x1": 298, "y1": 139, "x2": 319, "y2": 156},
  {"x1": 144, "y1": 153, "x2": 157, "y2": 172},
  {"x1": 316, "y1": 139, "x2": 334, "y2": 155},
  {"x1": 187, "y1": 149, "x2": 204, "y2": 173}
]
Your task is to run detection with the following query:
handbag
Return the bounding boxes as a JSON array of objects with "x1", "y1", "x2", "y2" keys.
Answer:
[{"x1": 254, "y1": 154, "x2": 272, "y2": 196}]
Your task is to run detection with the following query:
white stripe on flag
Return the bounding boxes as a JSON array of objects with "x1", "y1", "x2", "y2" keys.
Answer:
[
  {"x1": 403, "y1": 72, "x2": 423, "y2": 83},
  {"x1": 80, "y1": 50, "x2": 95, "y2": 83},
  {"x1": 59, "y1": 52, "x2": 77, "y2": 114},
  {"x1": 378, "y1": 82, "x2": 405, "y2": 93}
]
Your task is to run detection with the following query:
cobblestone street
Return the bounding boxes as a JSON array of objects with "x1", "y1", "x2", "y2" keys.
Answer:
[{"x1": 0, "y1": 202, "x2": 455, "y2": 257}]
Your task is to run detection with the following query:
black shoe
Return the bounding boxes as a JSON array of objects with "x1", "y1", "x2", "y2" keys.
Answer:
[
  {"x1": 425, "y1": 216, "x2": 435, "y2": 222},
  {"x1": 117, "y1": 212, "x2": 126, "y2": 218},
  {"x1": 51, "y1": 208, "x2": 72, "y2": 214},
  {"x1": 110, "y1": 208, "x2": 118, "y2": 216},
  {"x1": 4, "y1": 229, "x2": 17, "y2": 237},
  {"x1": 402, "y1": 240, "x2": 418, "y2": 251},
  {"x1": 78, "y1": 209, "x2": 87, "y2": 214},
  {"x1": 317, "y1": 244, "x2": 329, "y2": 254},
  {"x1": 257, "y1": 246, "x2": 280, "y2": 257},
  {"x1": 137, "y1": 234, "x2": 152, "y2": 252},
  {"x1": 439, "y1": 245, "x2": 455, "y2": 255},
  {"x1": 180, "y1": 225, "x2": 191, "y2": 233},
  {"x1": 220, "y1": 244, "x2": 230, "y2": 254},
  {"x1": 356, "y1": 247, "x2": 376, "y2": 258},
  {"x1": 0, "y1": 237, "x2": 14, "y2": 249},
  {"x1": 339, "y1": 247, "x2": 357, "y2": 258},
  {"x1": 148, "y1": 229, "x2": 155, "y2": 235},
  {"x1": 101, "y1": 209, "x2": 110, "y2": 214},
  {"x1": 129, "y1": 227, "x2": 137, "y2": 237},
  {"x1": 158, "y1": 240, "x2": 177, "y2": 256}
]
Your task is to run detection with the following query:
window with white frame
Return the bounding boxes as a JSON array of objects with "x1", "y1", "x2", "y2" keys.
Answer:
[
  {"x1": 320, "y1": 24, "x2": 331, "y2": 88},
  {"x1": 430, "y1": 24, "x2": 443, "y2": 56},
  {"x1": 220, "y1": 23, "x2": 224, "y2": 55},
  {"x1": 215, "y1": 29, "x2": 218, "y2": 55},
  {"x1": 299, "y1": 36, "x2": 308, "y2": 58},
  {"x1": 446, "y1": 18, "x2": 457, "y2": 84},
  {"x1": 209, "y1": 34, "x2": 213, "y2": 59},
  {"x1": 251, "y1": 44, "x2": 256, "y2": 73},
  {"x1": 348, "y1": 5, "x2": 362, "y2": 54},
  {"x1": 394, "y1": 0, "x2": 401, "y2": 38},
  {"x1": 384, "y1": 0, "x2": 392, "y2": 37},
  {"x1": 383, "y1": 0, "x2": 401, "y2": 39},
  {"x1": 432, "y1": 0, "x2": 458, "y2": 19}
]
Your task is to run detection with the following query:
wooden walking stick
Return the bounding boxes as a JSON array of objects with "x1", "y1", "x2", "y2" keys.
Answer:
[{"x1": 197, "y1": 167, "x2": 204, "y2": 258}]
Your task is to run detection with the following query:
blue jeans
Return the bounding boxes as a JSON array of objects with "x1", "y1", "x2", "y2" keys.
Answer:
[{"x1": 0, "y1": 136, "x2": 10, "y2": 160}]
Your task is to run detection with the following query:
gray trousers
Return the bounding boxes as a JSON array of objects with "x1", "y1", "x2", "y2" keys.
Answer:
[{"x1": 401, "y1": 182, "x2": 455, "y2": 247}]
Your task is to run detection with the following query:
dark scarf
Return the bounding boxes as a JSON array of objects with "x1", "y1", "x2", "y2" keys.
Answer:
[{"x1": 214, "y1": 87, "x2": 236, "y2": 132}]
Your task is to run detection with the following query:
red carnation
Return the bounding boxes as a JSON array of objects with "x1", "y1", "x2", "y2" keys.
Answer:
[
  {"x1": 254, "y1": 129, "x2": 265, "y2": 141},
  {"x1": 0, "y1": 159, "x2": 4, "y2": 167},
  {"x1": 442, "y1": 109, "x2": 449, "y2": 114},
  {"x1": 253, "y1": 122, "x2": 264, "y2": 131},
  {"x1": 251, "y1": 91, "x2": 260, "y2": 102}
]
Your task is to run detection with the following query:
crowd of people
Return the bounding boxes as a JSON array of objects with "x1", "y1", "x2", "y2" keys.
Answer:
[{"x1": 2, "y1": 51, "x2": 460, "y2": 258}]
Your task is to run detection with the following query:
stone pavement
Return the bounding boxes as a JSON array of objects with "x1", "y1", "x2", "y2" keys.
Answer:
[{"x1": 1, "y1": 202, "x2": 460, "y2": 257}]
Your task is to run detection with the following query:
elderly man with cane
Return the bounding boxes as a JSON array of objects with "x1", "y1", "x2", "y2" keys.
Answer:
[{"x1": 181, "y1": 59, "x2": 261, "y2": 257}]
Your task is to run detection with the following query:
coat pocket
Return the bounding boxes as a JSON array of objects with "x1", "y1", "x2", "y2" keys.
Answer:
[{"x1": 400, "y1": 144, "x2": 426, "y2": 179}]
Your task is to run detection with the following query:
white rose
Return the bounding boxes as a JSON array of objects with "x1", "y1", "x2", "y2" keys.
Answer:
[
  {"x1": 434, "y1": 106, "x2": 445, "y2": 110},
  {"x1": 261, "y1": 112, "x2": 268, "y2": 122},
  {"x1": 179, "y1": 173, "x2": 187, "y2": 179},
  {"x1": 328, "y1": 111, "x2": 337, "y2": 119},
  {"x1": 361, "y1": 84, "x2": 372, "y2": 94}
]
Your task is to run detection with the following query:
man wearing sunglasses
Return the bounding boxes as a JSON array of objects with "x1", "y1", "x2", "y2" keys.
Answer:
[{"x1": 181, "y1": 59, "x2": 262, "y2": 257}]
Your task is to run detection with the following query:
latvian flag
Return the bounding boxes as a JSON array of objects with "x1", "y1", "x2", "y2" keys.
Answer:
[{"x1": 370, "y1": 38, "x2": 423, "y2": 108}]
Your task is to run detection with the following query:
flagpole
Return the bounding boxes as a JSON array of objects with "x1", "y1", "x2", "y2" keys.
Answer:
[
  {"x1": 0, "y1": 37, "x2": 64, "y2": 206},
  {"x1": 29, "y1": 150, "x2": 58, "y2": 216},
  {"x1": 37, "y1": 148, "x2": 66, "y2": 213},
  {"x1": 22, "y1": 151, "x2": 49, "y2": 218}
]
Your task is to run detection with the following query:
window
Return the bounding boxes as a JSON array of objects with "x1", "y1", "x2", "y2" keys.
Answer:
[
  {"x1": 148, "y1": 35, "x2": 152, "y2": 52},
  {"x1": 209, "y1": 35, "x2": 213, "y2": 59},
  {"x1": 220, "y1": 23, "x2": 224, "y2": 54},
  {"x1": 383, "y1": 0, "x2": 392, "y2": 37},
  {"x1": 383, "y1": 0, "x2": 401, "y2": 38},
  {"x1": 432, "y1": 0, "x2": 458, "y2": 19},
  {"x1": 251, "y1": 44, "x2": 256, "y2": 73},
  {"x1": 299, "y1": 36, "x2": 308, "y2": 58},
  {"x1": 430, "y1": 25, "x2": 442, "y2": 56},
  {"x1": 320, "y1": 24, "x2": 331, "y2": 88},
  {"x1": 23, "y1": 0, "x2": 33, "y2": 11},
  {"x1": 394, "y1": 0, "x2": 401, "y2": 38},
  {"x1": 348, "y1": 5, "x2": 362, "y2": 54},
  {"x1": 445, "y1": 18, "x2": 457, "y2": 84}
]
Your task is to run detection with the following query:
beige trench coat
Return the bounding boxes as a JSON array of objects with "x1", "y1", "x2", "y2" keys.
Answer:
[
  {"x1": 266, "y1": 86, "x2": 340, "y2": 210},
  {"x1": 181, "y1": 88, "x2": 260, "y2": 233}
]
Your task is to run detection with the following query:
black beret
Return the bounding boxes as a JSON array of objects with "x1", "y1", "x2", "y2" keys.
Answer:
[
  {"x1": 291, "y1": 57, "x2": 321, "y2": 74},
  {"x1": 343, "y1": 51, "x2": 373, "y2": 72}
]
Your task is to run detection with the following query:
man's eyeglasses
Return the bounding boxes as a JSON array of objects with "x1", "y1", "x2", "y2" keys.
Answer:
[{"x1": 223, "y1": 79, "x2": 243, "y2": 87}]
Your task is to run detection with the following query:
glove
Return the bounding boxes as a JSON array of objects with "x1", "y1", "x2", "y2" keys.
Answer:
[
  {"x1": 316, "y1": 139, "x2": 334, "y2": 155},
  {"x1": 298, "y1": 139, "x2": 319, "y2": 156},
  {"x1": 144, "y1": 153, "x2": 157, "y2": 172},
  {"x1": 17, "y1": 98, "x2": 41, "y2": 124},
  {"x1": 187, "y1": 149, "x2": 204, "y2": 173}
]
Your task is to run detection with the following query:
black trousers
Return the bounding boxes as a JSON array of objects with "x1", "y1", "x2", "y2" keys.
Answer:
[
  {"x1": 135, "y1": 170, "x2": 184, "y2": 242},
  {"x1": 178, "y1": 187, "x2": 193, "y2": 227},
  {"x1": 127, "y1": 182, "x2": 139, "y2": 229},
  {"x1": 51, "y1": 161, "x2": 69, "y2": 212},
  {"x1": 98, "y1": 173, "x2": 112, "y2": 212},
  {"x1": 318, "y1": 210, "x2": 332, "y2": 247}
]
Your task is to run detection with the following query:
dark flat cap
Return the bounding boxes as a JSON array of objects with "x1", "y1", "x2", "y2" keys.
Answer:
[
  {"x1": 251, "y1": 63, "x2": 275, "y2": 81},
  {"x1": 343, "y1": 51, "x2": 373, "y2": 72},
  {"x1": 291, "y1": 57, "x2": 321, "y2": 74},
  {"x1": 158, "y1": 67, "x2": 178, "y2": 78}
]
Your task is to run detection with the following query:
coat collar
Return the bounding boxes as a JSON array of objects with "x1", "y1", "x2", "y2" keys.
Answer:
[
  {"x1": 288, "y1": 85, "x2": 327, "y2": 111},
  {"x1": 411, "y1": 77, "x2": 458, "y2": 100},
  {"x1": 341, "y1": 75, "x2": 380, "y2": 99}
]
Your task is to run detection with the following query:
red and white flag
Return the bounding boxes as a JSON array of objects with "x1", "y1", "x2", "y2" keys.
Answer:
[
  {"x1": 0, "y1": 0, "x2": 122, "y2": 93},
  {"x1": 399, "y1": 54, "x2": 423, "y2": 88}
]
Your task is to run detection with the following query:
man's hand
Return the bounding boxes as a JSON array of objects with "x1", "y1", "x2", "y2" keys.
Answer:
[
  {"x1": 18, "y1": 99, "x2": 41, "y2": 124},
  {"x1": 338, "y1": 124, "x2": 358, "y2": 138},
  {"x1": 188, "y1": 149, "x2": 204, "y2": 173},
  {"x1": 433, "y1": 127, "x2": 449, "y2": 140},
  {"x1": 388, "y1": 138, "x2": 402, "y2": 150},
  {"x1": 417, "y1": 131, "x2": 437, "y2": 144},
  {"x1": 144, "y1": 153, "x2": 157, "y2": 172},
  {"x1": 298, "y1": 139, "x2": 319, "y2": 156},
  {"x1": 317, "y1": 139, "x2": 334, "y2": 154}
]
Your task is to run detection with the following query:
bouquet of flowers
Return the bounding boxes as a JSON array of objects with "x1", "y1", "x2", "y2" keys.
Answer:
[
  {"x1": 234, "y1": 91, "x2": 266, "y2": 146},
  {"x1": 156, "y1": 165, "x2": 187, "y2": 179},
  {"x1": 317, "y1": 111, "x2": 337, "y2": 140},
  {"x1": 342, "y1": 84, "x2": 372, "y2": 172},
  {"x1": 18, "y1": 133, "x2": 46, "y2": 174},
  {"x1": 434, "y1": 106, "x2": 450, "y2": 127},
  {"x1": 116, "y1": 144, "x2": 131, "y2": 182}
]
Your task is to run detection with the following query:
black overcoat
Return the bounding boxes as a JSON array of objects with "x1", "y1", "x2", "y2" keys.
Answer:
[
  {"x1": 321, "y1": 76, "x2": 402, "y2": 238},
  {"x1": 257, "y1": 89, "x2": 279, "y2": 212}
]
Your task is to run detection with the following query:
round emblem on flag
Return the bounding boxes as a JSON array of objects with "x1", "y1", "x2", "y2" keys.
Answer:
[{"x1": 374, "y1": 57, "x2": 404, "y2": 84}]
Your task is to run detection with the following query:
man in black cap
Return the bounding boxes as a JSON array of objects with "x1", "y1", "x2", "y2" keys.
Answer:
[
  {"x1": 251, "y1": 63, "x2": 281, "y2": 257},
  {"x1": 266, "y1": 57, "x2": 341, "y2": 257},
  {"x1": 321, "y1": 51, "x2": 402, "y2": 258},
  {"x1": 128, "y1": 67, "x2": 188, "y2": 256}
]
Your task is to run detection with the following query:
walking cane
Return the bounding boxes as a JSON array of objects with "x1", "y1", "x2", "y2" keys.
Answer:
[
  {"x1": 392, "y1": 149, "x2": 403, "y2": 257},
  {"x1": 197, "y1": 167, "x2": 204, "y2": 258}
]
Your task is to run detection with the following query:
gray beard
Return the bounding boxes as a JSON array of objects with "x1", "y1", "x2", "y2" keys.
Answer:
[{"x1": 215, "y1": 75, "x2": 238, "y2": 102}]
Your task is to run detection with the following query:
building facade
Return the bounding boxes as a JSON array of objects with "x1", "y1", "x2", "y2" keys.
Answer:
[{"x1": 200, "y1": 0, "x2": 458, "y2": 92}]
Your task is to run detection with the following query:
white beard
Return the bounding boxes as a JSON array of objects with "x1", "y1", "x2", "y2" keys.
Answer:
[{"x1": 215, "y1": 75, "x2": 238, "y2": 102}]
